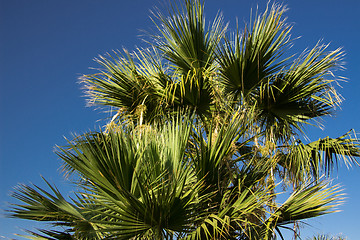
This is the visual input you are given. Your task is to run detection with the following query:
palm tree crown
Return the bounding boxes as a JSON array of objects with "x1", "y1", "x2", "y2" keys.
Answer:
[{"x1": 8, "y1": 1, "x2": 359, "y2": 239}]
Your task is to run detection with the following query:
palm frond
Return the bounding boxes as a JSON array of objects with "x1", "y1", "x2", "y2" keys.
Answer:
[
  {"x1": 278, "y1": 130, "x2": 360, "y2": 183},
  {"x1": 191, "y1": 110, "x2": 249, "y2": 190},
  {"x1": 256, "y1": 44, "x2": 344, "y2": 140},
  {"x1": 259, "y1": 181, "x2": 343, "y2": 239},
  {"x1": 217, "y1": 3, "x2": 292, "y2": 98},
  {"x1": 16, "y1": 229, "x2": 73, "y2": 240},
  {"x1": 81, "y1": 48, "x2": 170, "y2": 124},
  {"x1": 56, "y1": 116, "x2": 212, "y2": 239},
  {"x1": 151, "y1": 0, "x2": 227, "y2": 119},
  {"x1": 152, "y1": 0, "x2": 226, "y2": 74},
  {"x1": 9, "y1": 179, "x2": 103, "y2": 239}
]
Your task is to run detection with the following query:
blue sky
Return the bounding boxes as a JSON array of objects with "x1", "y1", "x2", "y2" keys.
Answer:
[{"x1": 0, "y1": 0, "x2": 359, "y2": 239}]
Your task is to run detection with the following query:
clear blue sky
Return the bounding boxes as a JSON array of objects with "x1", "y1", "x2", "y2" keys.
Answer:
[{"x1": 0, "y1": 0, "x2": 359, "y2": 239}]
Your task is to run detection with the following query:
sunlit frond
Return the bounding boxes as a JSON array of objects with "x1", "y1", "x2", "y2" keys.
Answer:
[
  {"x1": 81, "y1": 48, "x2": 171, "y2": 124},
  {"x1": 153, "y1": 0, "x2": 226, "y2": 74},
  {"x1": 278, "y1": 130, "x2": 360, "y2": 184},
  {"x1": 256, "y1": 181, "x2": 342, "y2": 239},
  {"x1": 10, "y1": 179, "x2": 104, "y2": 239}
]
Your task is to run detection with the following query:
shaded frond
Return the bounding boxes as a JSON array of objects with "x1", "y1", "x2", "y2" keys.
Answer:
[
  {"x1": 256, "y1": 44, "x2": 344, "y2": 140},
  {"x1": 217, "y1": 3, "x2": 292, "y2": 98}
]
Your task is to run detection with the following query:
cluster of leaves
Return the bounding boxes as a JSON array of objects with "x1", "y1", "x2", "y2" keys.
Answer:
[{"x1": 8, "y1": 0, "x2": 359, "y2": 239}]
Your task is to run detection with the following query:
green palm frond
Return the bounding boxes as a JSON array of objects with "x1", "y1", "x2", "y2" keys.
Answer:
[
  {"x1": 307, "y1": 131, "x2": 360, "y2": 173},
  {"x1": 164, "y1": 68, "x2": 216, "y2": 119},
  {"x1": 10, "y1": 179, "x2": 104, "y2": 239},
  {"x1": 17, "y1": 229, "x2": 73, "y2": 240},
  {"x1": 276, "y1": 181, "x2": 342, "y2": 222},
  {"x1": 258, "y1": 181, "x2": 342, "y2": 239},
  {"x1": 56, "y1": 116, "x2": 212, "y2": 239},
  {"x1": 152, "y1": 0, "x2": 227, "y2": 119},
  {"x1": 191, "y1": 110, "x2": 250, "y2": 189},
  {"x1": 278, "y1": 130, "x2": 360, "y2": 184},
  {"x1": 216, "y1": 3, "x2": 344, "y2": 141},
  {"x1": 256, "y1": 44, "x2": 344, "y2": 140},
  {"x1": 183, "y1": 169, "x2": 274, "y2": 240},
  {"x1": 81, "y1": 48, "x2": 170, "y2": 124},
  {"x1": 217, "y1": 3, "x2": 292, "y2": 98},
  {"x1": 153, "y1": 0, "x2": 226, "y2": 74}
]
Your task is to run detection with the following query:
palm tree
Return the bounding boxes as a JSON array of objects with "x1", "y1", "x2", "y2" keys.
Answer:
[{"x1": 8, "y1": 0, "x2": 360, "y2": 239}]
